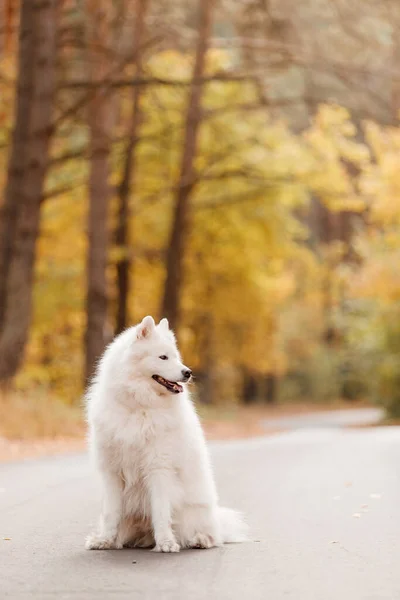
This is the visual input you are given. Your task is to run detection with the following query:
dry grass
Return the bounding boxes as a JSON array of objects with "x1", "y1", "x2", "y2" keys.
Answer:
[
  {"x1": 0, "y1": 389, "x2": 84, "y2": 440},
  {"x1": 0, "y1": 389, "x2": 85, "y2": 463}
]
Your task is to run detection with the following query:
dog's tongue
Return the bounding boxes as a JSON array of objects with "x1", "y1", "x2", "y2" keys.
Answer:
[{"x1": 153, "y1": 375, "x2": 183, "y2": 394}]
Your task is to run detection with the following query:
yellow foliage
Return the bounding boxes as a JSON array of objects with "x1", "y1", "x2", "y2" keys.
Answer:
[{"x1": 0, "y1": 51, "x2": 382, "y2": 406}]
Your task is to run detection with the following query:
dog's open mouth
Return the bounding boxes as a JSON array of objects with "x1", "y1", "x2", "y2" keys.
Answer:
[{"x1": 152, "y1": 375, "x2": 183, "y2": 394}]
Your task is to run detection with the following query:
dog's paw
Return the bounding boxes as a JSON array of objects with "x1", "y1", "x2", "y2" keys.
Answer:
[
  {"x1": 152, "y1": 538, "x2": 180, "y2": 553},
  {"x1": 187, "y1": 533, "x2": 215, "y2": 549},
  {"x1": 85, "y1": 534, "x2": 122, "y2": 550}
]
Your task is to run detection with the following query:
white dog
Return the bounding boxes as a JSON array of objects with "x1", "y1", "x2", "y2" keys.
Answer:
[{"x1": 85, "y1": 316, "x2": 247, "y2": 552}]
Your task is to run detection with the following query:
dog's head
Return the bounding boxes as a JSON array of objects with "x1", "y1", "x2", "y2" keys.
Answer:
[{"x1": 130, "y1": 316, "x2": 192, "y2": 395}]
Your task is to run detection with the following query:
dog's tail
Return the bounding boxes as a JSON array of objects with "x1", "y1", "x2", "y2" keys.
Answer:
[{"x1": 217, "y1": 506, "x2": 248, "y2": 543}]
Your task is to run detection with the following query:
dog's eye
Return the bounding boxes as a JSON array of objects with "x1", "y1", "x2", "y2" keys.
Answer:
[{"x1": 159, "y1": 355, "x2": 168, "y2": 360}]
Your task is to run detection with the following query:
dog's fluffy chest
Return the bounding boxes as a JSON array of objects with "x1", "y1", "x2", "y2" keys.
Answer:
[
  {"x1": 103, "y1": 404, "x2": 184, "y2": 476},
  {"x1": 106, "y1": 406, "x2": 185, "y2": 514}
]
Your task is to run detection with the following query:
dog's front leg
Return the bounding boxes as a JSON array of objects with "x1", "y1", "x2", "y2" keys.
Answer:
[
  {"x1": 85, "y1": 471, "x2": 123, "y2": 550},
  {"x1": 149, "y1": 470, "x2": 180, "y2": 553}
]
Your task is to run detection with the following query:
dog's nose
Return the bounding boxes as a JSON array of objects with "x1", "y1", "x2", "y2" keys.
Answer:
[{"x1": 182, "y1": 369, "x2": 192, "y2": 380}]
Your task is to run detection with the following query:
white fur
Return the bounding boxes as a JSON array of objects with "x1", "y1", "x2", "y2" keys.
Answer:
[{"x1": 85, "y1": 316, "x2": 247, "y2": 552}]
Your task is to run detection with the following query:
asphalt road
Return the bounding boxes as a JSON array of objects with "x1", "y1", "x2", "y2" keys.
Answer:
[
  {"x1": 262, "y1": 407, "x2": 385, "y2": 431},
  {"x1": 1, "y1": 421, "x2": 400, "y2": 599}
]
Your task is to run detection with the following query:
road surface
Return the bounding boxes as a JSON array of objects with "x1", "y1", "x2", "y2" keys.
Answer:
[
  {"x1": 1, "y1": 423, "x2": 399, "y2": 599},
  {"x1": 263, "y1": 407, "x2": 384, "y2": 431}
]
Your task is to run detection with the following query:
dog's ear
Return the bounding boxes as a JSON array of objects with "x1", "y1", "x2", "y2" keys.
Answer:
[
  {"x1": 158, "y1": 317, "x2": 169, "y2": 332},
  {"x1": 136, "y1": 316, "x2": 155, "y2": 340}
]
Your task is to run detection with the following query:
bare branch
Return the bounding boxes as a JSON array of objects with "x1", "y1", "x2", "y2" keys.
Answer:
[{"x1": 59, "y1": 72, "x2": 252, "y2": 90}]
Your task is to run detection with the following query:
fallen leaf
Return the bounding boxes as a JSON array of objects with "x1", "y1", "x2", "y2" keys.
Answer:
[
  {"x1": 329, "y1": 540, "x2": 339, "y2": 544},
  {"x1": 3, "y1": 537, "x2": 11, "y2": 541},
  {"x1": 345, "y1": 482, "x2": 353, "y2": 487}
]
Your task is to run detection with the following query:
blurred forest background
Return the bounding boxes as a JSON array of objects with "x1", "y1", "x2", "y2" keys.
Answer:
[{"x1": 1, "y1": 0, "x2": 400, "y2": 439}]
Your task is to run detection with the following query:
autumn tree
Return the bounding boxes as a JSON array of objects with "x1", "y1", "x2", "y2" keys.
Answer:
[
  {"x1": 115, "y1": 0, "x2": 149, "y2": 334},
  {"x1": 0, "y1": 0, "x2": 59, "y2": 383},
  {"x1": 84, "y1": 0, "x2": 114, "y2": 382},
  {"x1": 161, "y1": 0, "x2": 214, "y2": 331},
  {"x1": 2, "y1": 0, "x2": 399, "y2": 416},
  {"x1": 0, "y1": 0, "x2": 34, "y2": 331}
]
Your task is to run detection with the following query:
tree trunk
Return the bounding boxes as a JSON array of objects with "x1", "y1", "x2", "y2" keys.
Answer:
[
  {"x1": 161, "y1": 0, "x2": 213, "y2": 330},
  {"x1": 115, "y1": 0, "x2": 148, "y2": 334},
  {"x1": 197, "y1": 311, "x2": 216, "y2": 404},
  {"x1": 0, "y1": 0, "x2": 59, "y2": 383},
  {"x1": 84, "y1": 1, "x2": 113, "y2": 383},
  {"x1": 241, "y1": 370, "x2": 258, "y2": 405},
  {"x1": 0, "y1": 0, "x2": 35, "y2": 330}
]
